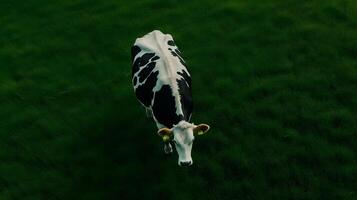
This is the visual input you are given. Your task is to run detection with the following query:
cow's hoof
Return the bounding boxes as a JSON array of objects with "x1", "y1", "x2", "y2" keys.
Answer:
[{"x1": 164, "y1": 143, "x2": 173, "y2": 154}]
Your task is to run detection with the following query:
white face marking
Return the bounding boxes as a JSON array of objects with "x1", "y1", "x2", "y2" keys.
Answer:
[{"x1": 172, "y1": 123, "x2": 195, "y2": 166}]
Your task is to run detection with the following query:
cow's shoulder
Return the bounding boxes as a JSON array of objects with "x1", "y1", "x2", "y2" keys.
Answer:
[
  {"x1": 131, "y1": 44, "x2": 161, "y2": 107},
  {"x1": 152, "y1": 84, "x2": 184, "y2": 128}
]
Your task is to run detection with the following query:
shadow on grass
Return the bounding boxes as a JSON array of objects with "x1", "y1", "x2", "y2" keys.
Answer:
[{"x1": 64, "y1": 109, "x2": 176, "y2": 199}]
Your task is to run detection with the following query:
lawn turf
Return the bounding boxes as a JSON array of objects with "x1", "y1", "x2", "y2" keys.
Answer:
[{"x1": 0, "y1": 0, "x2": 357, "y2": 199}]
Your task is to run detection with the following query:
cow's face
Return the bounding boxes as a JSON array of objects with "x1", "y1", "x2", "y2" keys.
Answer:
[{"x1": 158, "y1": 122, "x2": 210, "y2": 167}]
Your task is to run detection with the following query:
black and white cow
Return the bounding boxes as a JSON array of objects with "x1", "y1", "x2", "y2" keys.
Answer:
[{"x1": 131, "y1": 30, "x2": 210, "y2": 166}]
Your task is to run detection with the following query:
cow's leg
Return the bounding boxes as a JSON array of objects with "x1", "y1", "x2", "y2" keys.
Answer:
[
  {"x1": 145, "y1": 108, "x2": 153, "y2": 118},
  {"x1": 164, "y1": 142, "x2": 173, "y2": 154}
]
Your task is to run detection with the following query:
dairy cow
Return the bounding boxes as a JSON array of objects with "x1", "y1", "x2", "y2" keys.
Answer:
[{"x1": 131, "y1": 30, "x2": 210, "y2": 166}]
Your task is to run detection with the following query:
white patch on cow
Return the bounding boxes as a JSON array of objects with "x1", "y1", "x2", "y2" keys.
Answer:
[{"x1": 133, "y1": 30, "x2": 190, "y2": 128}]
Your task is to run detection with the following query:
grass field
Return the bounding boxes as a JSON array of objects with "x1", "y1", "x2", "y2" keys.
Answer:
[{"x1": 1, "y1": 0, "x2": 357, "y2": 199}]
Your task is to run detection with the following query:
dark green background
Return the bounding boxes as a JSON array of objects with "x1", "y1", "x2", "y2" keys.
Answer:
[{"x1": 1, "y1": 0, "x2": 356, "y2": 199}]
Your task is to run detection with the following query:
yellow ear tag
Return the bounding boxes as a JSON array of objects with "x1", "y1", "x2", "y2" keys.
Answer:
[
  {"x1": 197, "y1": 131, "x2": 204, "y2": 135},
  {"x1": 162, "y1": 135, "x2": 170, "y2": 142}
]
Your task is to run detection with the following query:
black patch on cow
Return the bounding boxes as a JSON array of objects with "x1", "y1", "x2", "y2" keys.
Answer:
[
  {"x1": 152, "y1": 85, "x2": 184, "y2": 128},
  {"x1": 133, "y1": 76, "x2": 138, "y2": 85},
  {"x1": 178, "y1": 57, "x2": 187, "y2": 68},
  {"x1": 170, "y1": 51, "x2": 178, "y2": 57},
  {"x1": 175, "y1": 49, "x2": 186, "y2": 67},
  {"x1": 168, "y1": 48, "x2": 187, "y2": 68},
  {"x1": 140, "y1": 53, "x2": 155, "y2": 67},
  {"x1": 175, "y1": 49, "x2": 182, "y2": 57},
  {"x1": 131, "y1": 45, "x2": 141, "y2": 62},
  {"x1": 132, "y1": 58, "x2": 141, "y2": 77},
  {"x1": 168, "y1": 40, "x2": 175, "y2": 46},
  {"x1": 177, "y1": 70, "x2": 191, "y2": 87},
  {"x1": 138, "y1": 62, "x2": 156, "y2": 82},
  {"x1": 135, "y1": 71, "x2": 159, "y2": 107},
  {"x1": 132, "y1": 52, "x2": 156, "y2": 77},
  {"x1": 151, "y1": 56, "x2": 159, "y2": 61},
  {"x1": 177, "y1": 75, "x2": 193, "y2": 121}
]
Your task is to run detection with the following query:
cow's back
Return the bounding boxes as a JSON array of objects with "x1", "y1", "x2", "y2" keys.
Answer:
[{"x1": 131, "y1": 30, "x2": 193, "y2": 128}]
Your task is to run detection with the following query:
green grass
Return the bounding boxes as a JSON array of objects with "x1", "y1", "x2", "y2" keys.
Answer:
[{"x1": 1, "y1": 0, "x2": 357, "y2": 199}]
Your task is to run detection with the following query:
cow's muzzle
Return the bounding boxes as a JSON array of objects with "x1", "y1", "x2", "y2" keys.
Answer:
[{"x1": 179, "y1": 161, "x2": 192, "y2": 167}]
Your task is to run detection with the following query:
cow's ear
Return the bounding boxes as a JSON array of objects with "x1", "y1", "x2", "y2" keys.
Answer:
[
  {"x1": 157, "y1": 128, "x2": 172, "y2": 142},
  {"x1": 194, "y1": 124, "x2": 210, "y2": 135}
]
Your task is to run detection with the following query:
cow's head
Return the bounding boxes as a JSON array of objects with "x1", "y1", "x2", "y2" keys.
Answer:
[{"x1": 157, "y1": 121, "x2": 210, "y2": 166}]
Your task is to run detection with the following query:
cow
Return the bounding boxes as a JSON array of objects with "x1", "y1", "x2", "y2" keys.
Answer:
[{"x1": 131, "y1": 30, "x2": 210, "y2": 166}]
